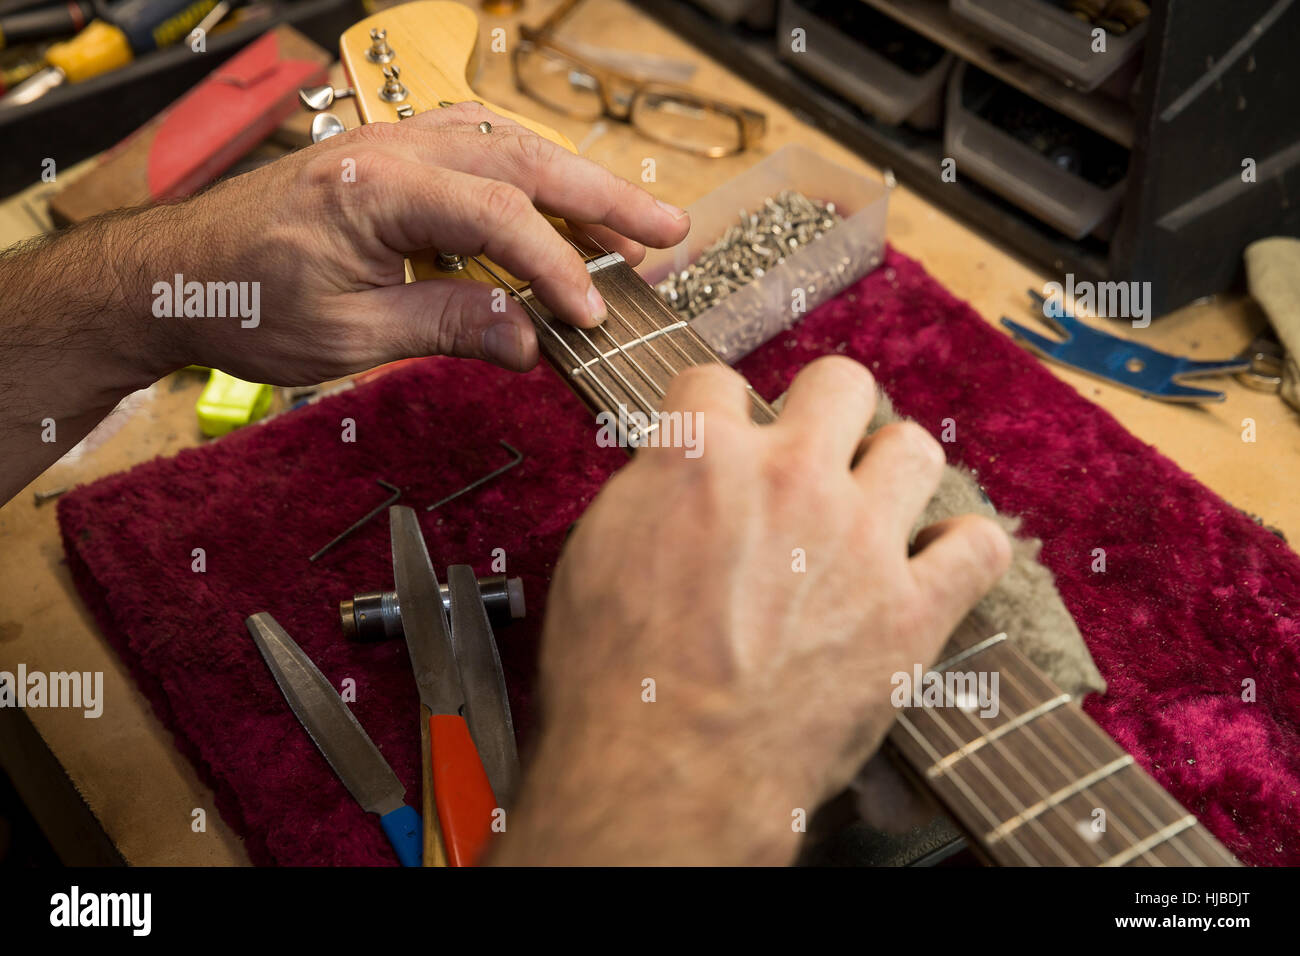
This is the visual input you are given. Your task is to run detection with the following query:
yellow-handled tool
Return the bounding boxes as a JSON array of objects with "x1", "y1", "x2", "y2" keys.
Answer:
[{"x1": 0, "y1": 0, "x2": 219, "y2": 108}]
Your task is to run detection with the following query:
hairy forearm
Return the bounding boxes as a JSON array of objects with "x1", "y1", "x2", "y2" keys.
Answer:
[{"x1": 0, "y1": 209, "x2": 182, "y2": 503}]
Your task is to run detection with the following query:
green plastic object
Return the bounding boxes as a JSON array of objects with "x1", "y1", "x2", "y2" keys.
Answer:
[{"x1": 196, "y1": 369, "x2": 273, "y2": 437}]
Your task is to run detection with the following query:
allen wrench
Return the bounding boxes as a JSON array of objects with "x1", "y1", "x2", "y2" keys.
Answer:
[
  {"x1": 309, "y1": 479, "x2": 402, "y2": 562},
  {"x1": 426, "y1": 441, "x2": 524, "y2": 512}
]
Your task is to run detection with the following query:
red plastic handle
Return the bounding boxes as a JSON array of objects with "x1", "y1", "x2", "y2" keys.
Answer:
[{"x1": 428, "y1": 714, "x2": 496, "y2": 866}]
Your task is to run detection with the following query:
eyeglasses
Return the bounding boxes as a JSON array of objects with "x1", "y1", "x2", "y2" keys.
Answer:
[{"x1": 512, "y1": 24, "x2": 766, "y2": 158}]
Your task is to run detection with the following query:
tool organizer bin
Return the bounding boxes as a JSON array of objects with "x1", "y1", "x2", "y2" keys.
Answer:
[
  {"x1": 945, "y1": 61, "x2": 1127, "y2": 241},
  {"x1": 0, "y1": 0, "x2": 368, "y2": 200},
  {"x1": 638, "y1": 144, "x2": 889, "y2": 363},
  {"x1": 777, "y1": 0, "x2": 953, "y2": 129},
  {"x1": 949, "y1": 0, "x2": 1147, "y2": 93}
]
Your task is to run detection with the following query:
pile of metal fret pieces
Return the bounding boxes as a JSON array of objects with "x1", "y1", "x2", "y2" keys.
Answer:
[{"x1": 655, "y1": 190, "x2": 843, "y2": 321}]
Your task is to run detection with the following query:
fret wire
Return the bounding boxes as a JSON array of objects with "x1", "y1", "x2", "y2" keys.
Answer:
[
  {"x1": 911, "y1": 686, "x2": 1096, "y2": 865},
  {"x1": 992, "y1": 649, "x2": 1206, "y2": 866},
  {"x1": 893, "y1": 714, "x2": 1039, "y2": 866},
  {"x1": 468, "y1": 256, "x2": 635, "y2": 421},
  {"x1": 916, "y1": 645, "x2": 1161, "y2": 864}
]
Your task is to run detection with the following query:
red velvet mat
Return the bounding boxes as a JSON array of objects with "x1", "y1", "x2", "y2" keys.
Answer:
[{"x1": 59, "y1": 248, "x2": 1299, "y2": 865}]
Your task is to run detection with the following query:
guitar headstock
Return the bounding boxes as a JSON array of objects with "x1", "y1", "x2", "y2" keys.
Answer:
[
  {"x1": 339, "y1": 1, "x2": 574, "y2": 148},
  {"x1": 336, "y1": 1, "x2": 576, "y2": 284}
]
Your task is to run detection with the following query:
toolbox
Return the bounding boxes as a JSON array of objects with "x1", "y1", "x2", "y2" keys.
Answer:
[{"x1": 0, "y1": 0, "x2": 367, "y2": 200}]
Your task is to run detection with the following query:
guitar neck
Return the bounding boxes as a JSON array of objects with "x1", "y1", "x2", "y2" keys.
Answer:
[
  {"x1": 888, "y1": 624, "x2": 1239, "y2": 866},
  {"x1": 516, "y1": 254, "x2": 776, "y2": 428}
]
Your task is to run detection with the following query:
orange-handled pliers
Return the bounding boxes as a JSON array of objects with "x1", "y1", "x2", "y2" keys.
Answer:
[{"x1": 390, "y1": 505, "x2": 497, "y2": 867}]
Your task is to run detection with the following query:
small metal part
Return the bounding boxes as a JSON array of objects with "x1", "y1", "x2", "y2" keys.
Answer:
[
  {"x1": 310, "y1": 112, "x2": 346, "y2": 144},
  {"x1": 438, "y1": 100, "x2": 455, "y2": 108},
  {"x1": 33, "y1": 486, "x2": 68, "y2": 506},
  {"x1": 299, "y1": 85, "x2": 355, "y2": 112},
  {"x1": 436, "y1": 252, "x2": 466, "y2": 272},
  {"x1": 310, "y1": 479, "x2": 402, "y2": 562},
  {"x1": 396, "y1": 104, "x2": 415, "y2": 119},
  {"x1": 366, "y1": 27, "x2": 395, "y2": 64},
  {"x1": 654, "y1": 189, "x2": 843, "y2": 322},
  {"x1": 379, "y1": 66, "x2": 407, "y2": 103},
  {"x1": 478, "y1": 120, "x2": 492, "y2": 134},
  {"x1": 426, "y1": 441, "x2": 524, "y2": 512},
  {"x1": 340, "y1": 575, "x2": 526, "y2": 641}
]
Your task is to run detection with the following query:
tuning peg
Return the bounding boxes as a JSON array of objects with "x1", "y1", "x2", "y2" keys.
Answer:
[
  {"x1": 367, "y1": 27, "x2": 395, "y2": 63},
  {"x1": 310, "y1": 112, "x2": 346, "y2": 144},
  {"x1": 298, "y1": 86, "x2": 355, "y2": 112},
  {"x1": 379, "y1": 65, "x2": 407, "y2": 103}
]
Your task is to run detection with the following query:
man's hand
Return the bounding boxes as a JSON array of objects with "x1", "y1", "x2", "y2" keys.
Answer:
[
  {"x1": 496, "y1": 358, "x2": 1012, "y2": 865},
  {"x1": 132, "y1": 102, "x2": 690, "y2": 383},
  {"x1": 0, "y1": 103, "x2": 688, "y2": 501}
]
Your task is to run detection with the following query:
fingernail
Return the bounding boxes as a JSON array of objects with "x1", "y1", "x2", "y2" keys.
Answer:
[
  {"x1": 587, "y1": 284, "x2": 607, "y2": 322},
  {"x1": 483, "y1": 323, "x2": 523, "y2": 368},
  {"x1": 656, "y1": 199, "x2": 688, "y2": 221}
]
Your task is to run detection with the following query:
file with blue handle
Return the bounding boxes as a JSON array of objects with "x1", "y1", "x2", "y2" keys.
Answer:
[{"x1": 246, "y1": 612, "x2": 423, "y2": 867}]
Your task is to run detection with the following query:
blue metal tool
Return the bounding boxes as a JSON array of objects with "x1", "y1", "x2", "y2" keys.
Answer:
[{"x1": 1001, "y1": 290, "x2": 1249, "y2": 403}]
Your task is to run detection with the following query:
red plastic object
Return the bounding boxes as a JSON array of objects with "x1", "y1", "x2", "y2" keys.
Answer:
[{"x1": 428, "y1": 714, "x2": 496, "y2": 866}]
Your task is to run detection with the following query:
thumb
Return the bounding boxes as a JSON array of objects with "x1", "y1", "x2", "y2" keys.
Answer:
[{"x1": 343, "y1": 278, "x2": 540, "y2": 371}]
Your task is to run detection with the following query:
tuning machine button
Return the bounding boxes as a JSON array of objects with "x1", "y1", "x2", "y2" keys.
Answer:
[
  {"x1": 299, "y1": 86, "x2": 354, "y2": 112},
  {"x1": 367, "y1": 27, "x2": 395, "y2": 63},
  {"x1": 310, "y1": 112, "x2": 346, "y2": 143},
  {"x1": 379, "y1": 65, "x2": 408, "y2": 103}
]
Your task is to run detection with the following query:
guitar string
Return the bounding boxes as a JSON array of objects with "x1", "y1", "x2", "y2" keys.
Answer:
[
  {"x1": 559, "y1": 235, "x2": 682, "y2": 391},
  {"x1": 567, "y1": 230, "x2": 776, "y2": 423},
  {"x1": 473, "y1": 238, "x2": 1199, "y2": 865},
  {"x1": 891, "y1": 717, "x2": 1040, "y2": 865},
  {"x1": 467, "y1": 256, "x2": 635, "y2": 417}
]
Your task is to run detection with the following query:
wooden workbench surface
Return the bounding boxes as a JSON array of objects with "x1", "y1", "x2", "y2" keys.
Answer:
[{"x1": 0, "y1": 0, "x2": 1293, "y2": 866}]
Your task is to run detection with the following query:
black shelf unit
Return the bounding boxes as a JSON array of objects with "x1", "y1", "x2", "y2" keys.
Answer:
[{"x1": 638, "y1": 0, "x2": 1300, "y2": 318}]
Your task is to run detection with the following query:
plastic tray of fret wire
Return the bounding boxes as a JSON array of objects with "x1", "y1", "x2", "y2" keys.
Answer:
[{"x1": 637, "y1": 145, "x2": 889, "y2": 364}]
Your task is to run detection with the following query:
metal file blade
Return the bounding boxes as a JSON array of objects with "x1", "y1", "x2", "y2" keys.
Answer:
[
  {"x1": 246, "y1": 612, "x2": 406, "y2": 817},
  {"x1": 389, "y1": 505, "x2": 466, "y2": 717}
]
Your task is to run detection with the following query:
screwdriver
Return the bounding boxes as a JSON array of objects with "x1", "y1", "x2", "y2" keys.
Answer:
[
  {"x1": 0, "y1": 1, "x2": 95, "y2": 51},
  {"x1": 0, "y1": 0, "x2": 219, "y2": 108}
]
